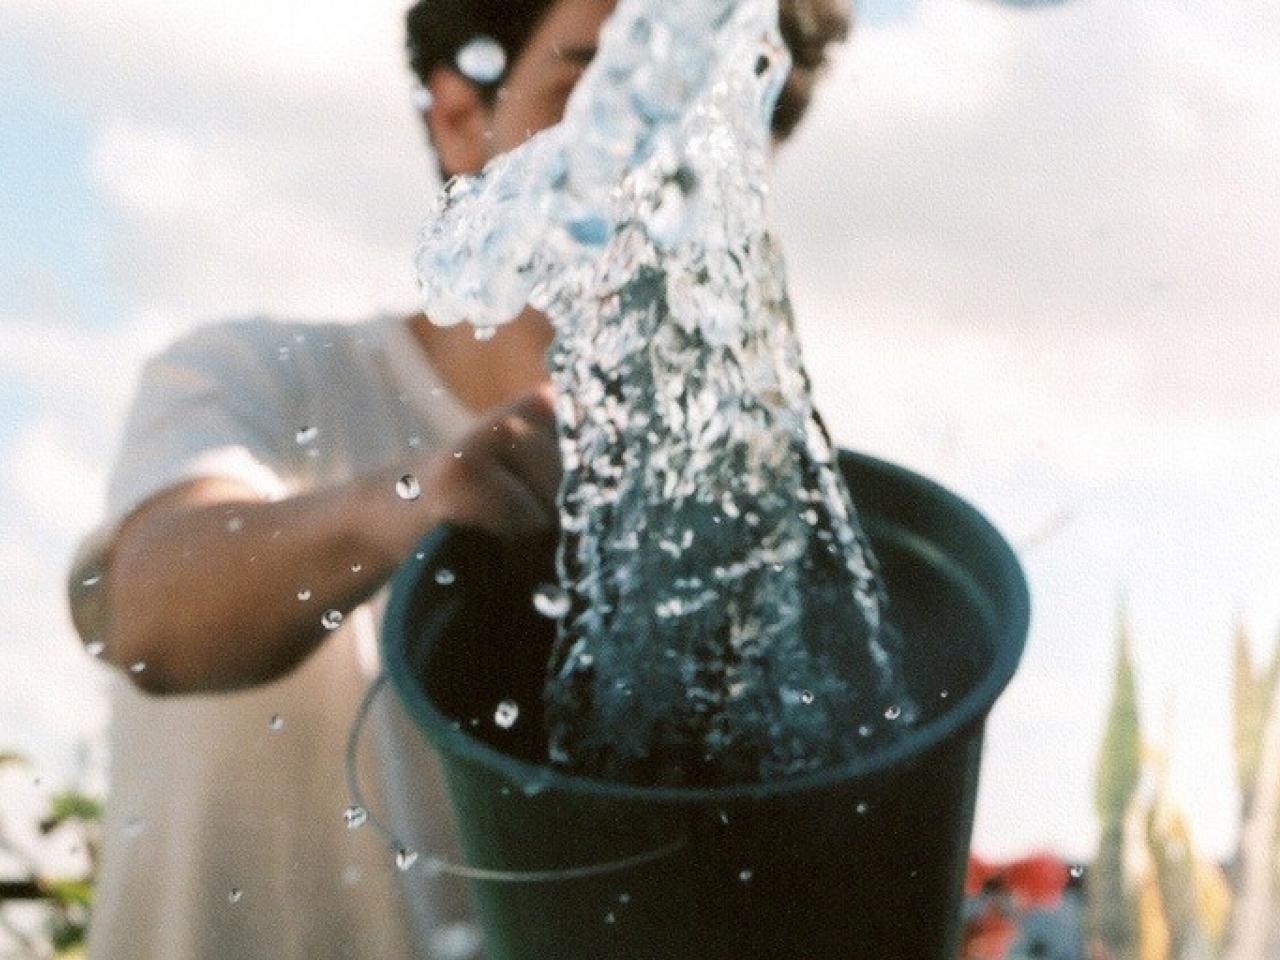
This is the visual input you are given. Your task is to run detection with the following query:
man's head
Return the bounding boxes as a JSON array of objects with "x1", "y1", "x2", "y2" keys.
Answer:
[{"x1": 406, "y1": 0, "x2": 850, "y2": 178}]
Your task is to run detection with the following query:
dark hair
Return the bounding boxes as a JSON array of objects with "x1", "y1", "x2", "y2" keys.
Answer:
[
  {"x1": 405, "y1": 0, "x2": 850, "y2": 135},
  {"x1": 405, "y1": 0, "x2": 556, "y2": 102}
]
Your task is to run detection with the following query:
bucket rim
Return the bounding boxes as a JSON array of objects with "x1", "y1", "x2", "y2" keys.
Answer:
[{"x1": 382, "y1": 449, "x2": 1031, "y2": 803}]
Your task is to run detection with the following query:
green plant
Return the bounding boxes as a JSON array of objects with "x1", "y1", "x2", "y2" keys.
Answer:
[
  {"x1": 1087, "y1": 604, "x2": 1141, "y2": 960},
  {"x1": 0, "y1": 750, "x2": 103, "y2": 957}
]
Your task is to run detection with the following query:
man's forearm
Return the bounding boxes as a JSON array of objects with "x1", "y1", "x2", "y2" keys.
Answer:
[{"x1": 103, "y1": 462, "x2": 441, "y2": 695}]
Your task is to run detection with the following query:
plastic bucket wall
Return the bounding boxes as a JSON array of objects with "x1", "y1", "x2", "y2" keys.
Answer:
[{"x1": 382, "y1": 450, "x2": 1030, "y2": 960}]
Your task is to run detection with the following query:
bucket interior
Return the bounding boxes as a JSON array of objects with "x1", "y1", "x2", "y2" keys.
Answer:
[{"x1": 388, "y1": 451, "x2": 1029, "y2": 795}]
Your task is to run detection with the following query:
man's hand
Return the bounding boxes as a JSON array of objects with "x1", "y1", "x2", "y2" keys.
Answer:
[{"x1": 422, "y1": 386, "x2": 561, "y2": 539}]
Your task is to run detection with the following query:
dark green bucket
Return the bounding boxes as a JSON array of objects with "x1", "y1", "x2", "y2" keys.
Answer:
[{"x1": 382, "y1": 450, "x2": 1030, "y2": 959}]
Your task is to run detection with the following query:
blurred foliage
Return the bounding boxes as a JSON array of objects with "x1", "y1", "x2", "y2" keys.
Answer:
[
  {"x1": 1087, "y1": 610, "x2": 1280, "y2": 960},
  {"x1": 0, "y1": 751, "x2": 102, "y2": 958},
  {"x1": 1095, "y1": 609, "x2": 1141, "y2": 820},
  {"x1": 1088, "y1": 607, "x2": 1141, "y2": 959},
  {"x1": 1231, "y1": 620, "x2": 1280, "y2": 821},
  {"x1": 41, "y1": 793, "x2": 104, "y2": 834},
  {"x1": 1226, "y1": 621, "x2": 1280, "y2": 960}
]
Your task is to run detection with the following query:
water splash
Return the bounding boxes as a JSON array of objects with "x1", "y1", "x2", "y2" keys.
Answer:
[
  {"x1": 494, "y1": 700, "x2": 521, "y2": 729},
  {"x1": 415, "y1": 0, "x2": 910, "y2": 785},
  {"x1": 396, "y1": 474, "x2": 422, "y2": 501}
]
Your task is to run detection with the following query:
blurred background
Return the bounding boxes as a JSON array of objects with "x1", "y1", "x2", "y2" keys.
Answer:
[{"x1": 2, "y1": 0, "x2": 1277, "y2": 956}]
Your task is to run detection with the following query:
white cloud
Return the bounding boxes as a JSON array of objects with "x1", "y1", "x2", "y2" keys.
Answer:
[
  {"x1": 2, "y1": 420, "x2": 108, "y2": 537},
  {"x1": 777, "y1": 0, "x2": 1280, "y2": 415},
  {"x1": 0, "y1": 537, "x2": 110, "y2": 773}
]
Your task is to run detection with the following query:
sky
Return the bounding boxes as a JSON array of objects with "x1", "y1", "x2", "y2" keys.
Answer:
[{"x1": 1, "y1": 0, "x2": 1278, "y2": 872}]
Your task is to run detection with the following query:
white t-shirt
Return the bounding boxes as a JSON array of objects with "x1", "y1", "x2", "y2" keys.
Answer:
[{"x1": 80, "y1": 316, "x2": 484, "y2": 960}]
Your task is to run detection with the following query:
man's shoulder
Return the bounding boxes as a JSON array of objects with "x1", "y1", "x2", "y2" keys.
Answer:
[{"x1": 155, "y1": 316, "x2": 382, "y2": 370}]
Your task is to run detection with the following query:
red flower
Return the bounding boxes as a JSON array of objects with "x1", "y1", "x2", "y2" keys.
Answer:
[
  {"x1": 966, "y1": 853, "x2": 1069, "y2": 910},
  {"x1": 966, "y1": 856, "x2": 998, "y2": 897},
  {"x1": 1001, "y1": 854, "x2": 1070, "y2": 909},
  {"x1": 961, "y1": 902, "x2": 1019, "y2": 960}
]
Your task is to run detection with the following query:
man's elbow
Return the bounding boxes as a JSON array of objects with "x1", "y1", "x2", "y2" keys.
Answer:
[
  {"x1": 102, "y1": 616, "x2": 192, "y2": 696},
  {"x1": 68, "y1": 544, "x2": 175, "y2": 694}
]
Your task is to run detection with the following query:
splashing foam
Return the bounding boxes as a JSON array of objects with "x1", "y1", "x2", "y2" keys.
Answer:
[{"x1": 416, "y1": 0, "x2": 911, "y2": 785}]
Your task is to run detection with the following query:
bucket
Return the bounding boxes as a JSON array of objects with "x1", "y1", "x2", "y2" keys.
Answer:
[{"x1": 381, "y1": 449, "x2": 1030, "y2": 959}]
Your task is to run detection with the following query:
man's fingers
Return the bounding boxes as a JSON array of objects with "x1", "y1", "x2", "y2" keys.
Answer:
[
  {"x1": 507, "y1": 383, "x2": 558, "y2": 434},
  {"x1": 482, "y1": 386, "x2": 562, "y2": 507},
  {"x1": 484, "y1": 463, "x2": 556, "y2": 537},
  {"x1": 491, "y1": 416, "x2": 561, "y2": 508}
]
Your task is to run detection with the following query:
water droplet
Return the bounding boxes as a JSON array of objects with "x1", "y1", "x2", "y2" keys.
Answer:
[
  {"x1": 718, "y1": 810, "x2": 730, "y2": 825},
  {"x1": 321, "y1": 610, "x2": 344, "y2": 631},
  {"x1": 408, "y1": 436, "x2": 421, "y2": 448},
  {"x1": 411, "y1": 85, "x2": 434, "y2": 112},
  {"x1": 434, "y1": 568, "x2": 457, "y2": 586},
  {"x1": 452, "y1": 450, "x2": 463, "y2": 459},
  {"x1": 350, "y1": 562, "x2": 363, "y2": 573},
  {"x1": 396, "y1": 848, "x2": 419, "y2": 871},
  {"x1": 226, "y1": 516, "x2": 244, "y2": 533},
  {"x1": 456, "y1": 35, "x2": 507, "y2": 85},
  {"x1": 86, "y1": 640, "x2": 106, "y2": 657},
  {"x1": 738, "y1": 868, "x2": 753, "y2": 883},
  {"x1": 81, "y1": 573, "x2": 102, "y2": 587},
  {"x1": 800, "y1": 690, "x2": 815, "y2": 705},
  {"x1": 618, "y1": 892, "x2": 631, "y2": 904},
  {"x1": 297, "y1": 588, "x2": 312, "y2": 602},
  {"x1": 396, "y1": 474, "x2": 422, "y2": 501},
  {"x1": 604, "y1": 911, "x2": 617, "y2": 925},
  {"x1": 939, "y1": 689, "x2": 949, "y2": 700},
  {"x1": 295, "y1": 426, "x2": 318, "y2": 446},
  {"x1": 415, "y1": 551, "x2": 426, "y2": 561},
  {"x1": 532, "y1": 583, "x2": 570, "y2": 619},
  {"x1": 494, "y1": 700, "x2": 520, "y2": 729},
  {"x1": 227, "y1": 888, "x2": 243, "y2": 904},
  {"x1": 430, "y1": 923, "x2": 483, "y2": 960},
  {"x1": 858, "y1": 724, "x2": 873, "y2": 738},
  {"x1": 344, "y1": 806, "x2": 368, "y2": 829},
  {"x1": 856, "y1": 801, "x2": 869, "y2": 815},
  {"x1": 884, "y1": 705, "x2": 902, "y2": 721},
  {"x1": 268, "y1": 714, "x2": 284, "y2": 732},
  {"x1": 129, "y1": 661, "x2": 146, "y2": 674}
]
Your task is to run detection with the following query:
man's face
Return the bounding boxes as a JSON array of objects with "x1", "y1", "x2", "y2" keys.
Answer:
[
  {"x1": 486, "y1": 0, "x2": 617, "y2": 158},
  {"x1": 426, "y1": 0, "x2": 616, "y2": 177},
  {"x1": 425, "y1": 0, "x2": 846, "y2": 178}
]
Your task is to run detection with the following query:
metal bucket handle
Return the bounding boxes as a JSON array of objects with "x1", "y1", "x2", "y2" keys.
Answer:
[{"x1": 344, "y1": 673, "x2": 687, "y2": 883}]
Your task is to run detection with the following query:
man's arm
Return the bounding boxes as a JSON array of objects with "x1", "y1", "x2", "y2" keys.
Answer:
[{"x1": 77, "y1": 389, "x2": 559, "y2": 695}]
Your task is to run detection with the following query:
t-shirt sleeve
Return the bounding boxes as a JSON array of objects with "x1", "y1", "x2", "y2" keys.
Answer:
[
  {"x1": 69, "y1": 321, "x2": 301, "y2": 640},
  {"x1": 106, "y1": 320, "x2": 299, "y2": 524}
]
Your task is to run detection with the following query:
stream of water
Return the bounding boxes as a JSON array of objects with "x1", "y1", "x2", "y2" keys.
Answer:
[{"x1": 416, "y1": 0, "x2": 912, "y2": 786}]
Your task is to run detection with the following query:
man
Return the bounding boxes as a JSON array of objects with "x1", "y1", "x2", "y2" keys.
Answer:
[{"x1": 68, "y1": 0, "x2": 850, "y2": 956}]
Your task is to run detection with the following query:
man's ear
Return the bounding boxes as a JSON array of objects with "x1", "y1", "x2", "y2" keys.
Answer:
[{"x1": 423, "y1": 66, "x2": 491, "y2": 177}]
